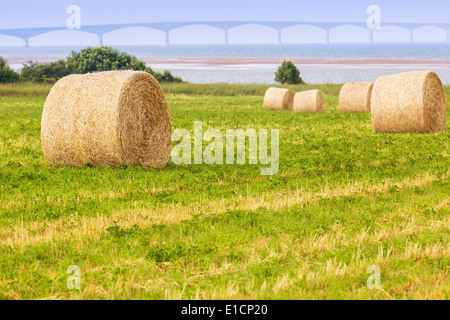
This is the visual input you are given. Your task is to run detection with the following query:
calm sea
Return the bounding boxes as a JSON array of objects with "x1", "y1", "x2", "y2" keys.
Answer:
[{"x1": 2, "y1": 43, "x2": 450, "y2": 84}]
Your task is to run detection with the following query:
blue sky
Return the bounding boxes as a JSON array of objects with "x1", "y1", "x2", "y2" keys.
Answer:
[
  {"x1": 1, "y1": 0, "x2": 450, "y2": 46},
  {"x1": 1, "y1": 0, "x2": 450, "y2": 29}
]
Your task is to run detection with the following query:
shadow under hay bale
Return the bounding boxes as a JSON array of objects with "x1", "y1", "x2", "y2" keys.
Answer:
[
  {"x1": 263, "y1": 87, "x2": 293, "y2": 111},
  {"x1": 339, "y1": 82, "x2": 373, "y2": 113},
  {"x1": 293, "y1": 89, "x2": 326, "y2": 113},
  {"x1": 41, "y1": 71, "x2": 172, "y2": 168},
  {"x1": 371, "y1": 71, "x2": 447, "y2": 133}
]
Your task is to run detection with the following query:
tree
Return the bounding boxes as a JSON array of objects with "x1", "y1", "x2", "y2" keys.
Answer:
[
  {"x1": 67, "y1": 46, "x2": 182, "y2": 82},
  {"x1": 21, "y1": 60, "x2": 72, "y2": 83},
  {"x1": 20, "y1": 47, "x2": 182, "y2": 83},
  {"x1": 274, "y1": 60, "x2": 303, "y2": 84},
  {"x1": 67, "y1": 46, "x2": 149, "y2": 74},
  {"x1": 0, "y1": 57, "x2": 20, "y2": 83}
]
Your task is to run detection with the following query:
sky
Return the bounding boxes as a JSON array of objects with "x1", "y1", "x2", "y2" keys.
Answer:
[
  {"x1": 1, "y1": 0, "x2": 450, "y2": 29},
  {"x1": 1, "y1": 0, "x2": 450, "y2": 46}
]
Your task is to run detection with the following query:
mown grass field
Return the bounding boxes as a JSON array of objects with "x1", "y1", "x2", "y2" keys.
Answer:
[{"x1": 0, "y1": 83, "x2": 448, "y2": 299}]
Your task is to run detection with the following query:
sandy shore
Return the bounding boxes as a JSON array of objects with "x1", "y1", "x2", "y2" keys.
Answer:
[
  {"x1": 4, "y1": 56, "x2": 450, "y2": 66},
  {"x1": 141, "y1": 57, "x2": 450, "y2": 66}
]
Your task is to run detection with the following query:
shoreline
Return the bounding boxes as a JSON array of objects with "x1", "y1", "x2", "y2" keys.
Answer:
[
  {"x1": 4, "y1": 56, "x2": 450, "y2": 66},
  {"x1": 142, "y1": 57, "x2": 450, "y2": 66}
]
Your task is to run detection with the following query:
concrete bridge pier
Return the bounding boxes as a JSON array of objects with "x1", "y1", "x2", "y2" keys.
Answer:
[
  {"x1": 96, "y1": 34, "x2": 103, "y2": 46},
  {"x1": 164, "y1": 31, "x2": 169, "y2": 46},
  {"x1": 223, "y1": 29, "x2": 228, "y2": 45},
  {"x1": 22, "y1": 38, "x2": 29, "y2": 48}
]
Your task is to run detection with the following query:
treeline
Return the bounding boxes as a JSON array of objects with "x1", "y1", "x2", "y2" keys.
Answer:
[{"x1": 0, "y1": 46, "x2": 183, "y2": 84}]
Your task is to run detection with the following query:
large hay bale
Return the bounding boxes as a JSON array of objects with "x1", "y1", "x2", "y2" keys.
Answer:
[
  {"x1": 339, "y1": 82, "x2": 373, "y2": 112},
  {"x1": 263, "y1": 87, "x2": 293, "y2": 110},
  {"x1": 293, "y1": 89, "x2": 326, "y2": 113},
  {"x1": 41, "y1": 71, "x2": 172, "y2": 168},
  {"x1": 371, "y1": 71, "x2": 446, "y2": 133}
]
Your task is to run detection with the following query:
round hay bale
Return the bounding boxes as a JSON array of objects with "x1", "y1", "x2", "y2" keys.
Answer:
[
  {"x1": 339, "y1": 82, "x2": 373, "y2": 112},
  {"x1": 263, "y1": 87, "x2": 293, "y2": 111},
  {"x1": 371, "y1": 71, "x2": 446, "y2": 133},
  {"x1": 41, "y1": 70, "x2": 172, "y2": 168},
  {"x1": 293, "y1": 89, "x2": 326, "y2": 113}
]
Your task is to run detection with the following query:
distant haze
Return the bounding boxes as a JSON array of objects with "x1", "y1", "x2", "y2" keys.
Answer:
[{"x1": 1, "y1": 0, "x2": 450, "y2": 46}]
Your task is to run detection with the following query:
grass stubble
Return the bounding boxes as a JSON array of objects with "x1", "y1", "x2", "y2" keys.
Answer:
[{"x1": 0, "y1": 83, "x2": 448, "y2": 299}]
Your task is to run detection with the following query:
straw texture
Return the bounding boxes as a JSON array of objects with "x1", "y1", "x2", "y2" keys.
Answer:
[
  {"x1": 263, "y1": 87, "x2": 293, "y2": 111},
  {"x1": 339, "y1": 82, "x2": 373, "y2": 112},
  {"x1": 41, "y1": 71, "x2": 172, "y2": 168},
  {"x1": 371, "y1": 71, "x2": 446, "y2": 133},
  {"x1": 293, "y1": 89, "x2": 326, "y2": 113}
]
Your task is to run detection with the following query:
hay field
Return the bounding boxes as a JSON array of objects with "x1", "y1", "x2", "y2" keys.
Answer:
[{"x1": 0, "y1": 83, "x2": 448, "y2": 299}]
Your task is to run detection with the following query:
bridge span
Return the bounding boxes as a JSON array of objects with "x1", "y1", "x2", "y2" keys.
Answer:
[{"x1": 1, "y1": 21, "x2": 450, "y2": 47}]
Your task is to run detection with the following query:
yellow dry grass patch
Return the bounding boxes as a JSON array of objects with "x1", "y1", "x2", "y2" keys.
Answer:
[
  {"x1": 0, "y1": 207, "x2": 192, "y2": 248},
  {"x1": 0, "y1": 172, "x2": 448, "y2": 249},
  {"x1": 339, "y1": 214, "x2": 445, "y2": 250},
  {"x1": 402, "y1": 242, "x2": 450, "y2": 260}
]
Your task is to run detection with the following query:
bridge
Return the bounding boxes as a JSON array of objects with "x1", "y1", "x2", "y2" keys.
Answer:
[{"x1": 1, "y1": 21, "x2": 450, "y2": 46}]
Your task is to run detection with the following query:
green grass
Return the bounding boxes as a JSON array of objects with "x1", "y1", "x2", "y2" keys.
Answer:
[
  {"x1": 2, "y1": 81, "x2": 450, "y2": 97},
  {"x1": 0, "y1": 82, "x2": 344, "y2": 97},
  {"x1": 0, "y1": 86, "x2": 448, "y2": 299},
  {"x1": 0, "y1": 83, "x2": 53, "y2": 97},
  {"x1": 162, "y1": 82, "x2": 344, "y2": 96}
]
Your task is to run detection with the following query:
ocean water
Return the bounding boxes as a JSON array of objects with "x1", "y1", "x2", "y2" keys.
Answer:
[
  {"x1": 2, "y1": 43, "x2": 450, "y2": 84},
  {"x1": 150, "y1": 63, "x2": 450, "y2": 84}
]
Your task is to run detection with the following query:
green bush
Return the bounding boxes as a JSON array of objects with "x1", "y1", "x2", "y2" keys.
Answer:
[
  {"x1": 275, "y1": 60, "x2": 304, "y2": 85},
  {"x1": 20, "y1": 60, "x2": 72, "y2": 84},
  {"x1": 19, "y1": 47, "x2": 182, "y2": 84},
  {"x1": 0, "y1": 57, "x2": 20, "y2": 83},
  {"x1": 67, "y1": 46, "x2": 149, "y2": 74},
  {"x1": 67, "y1": 46, "x2": 182, "y2": 83}
]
